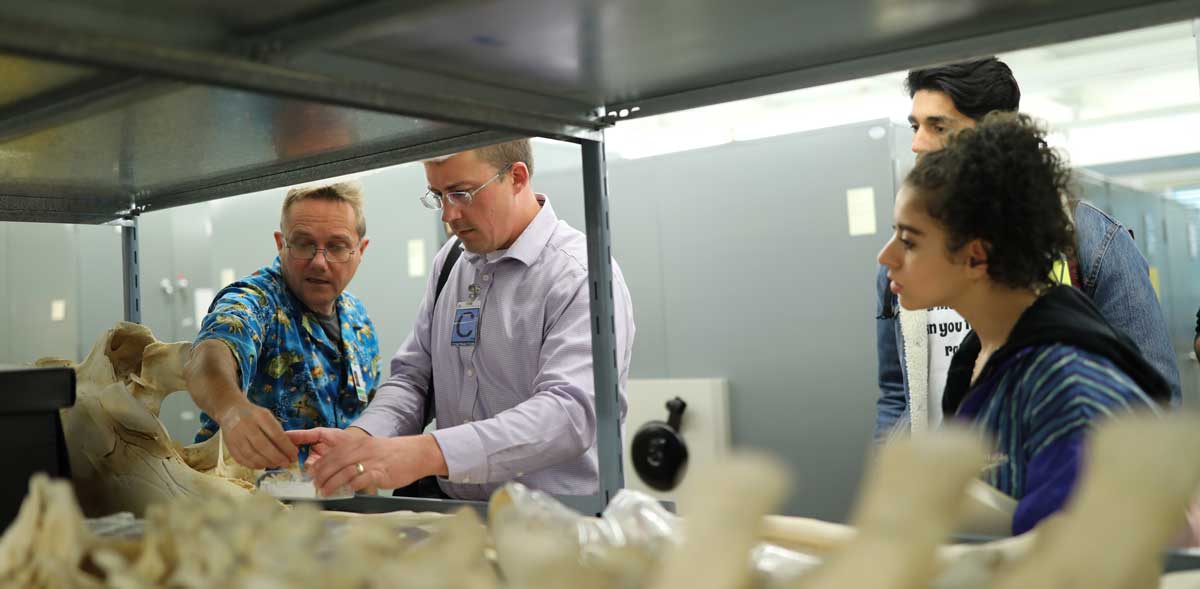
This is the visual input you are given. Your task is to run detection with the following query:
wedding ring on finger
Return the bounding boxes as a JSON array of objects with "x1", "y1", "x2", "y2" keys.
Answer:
[{"x1": 355, "y1": 462, "x2": 365, "y2": 475}]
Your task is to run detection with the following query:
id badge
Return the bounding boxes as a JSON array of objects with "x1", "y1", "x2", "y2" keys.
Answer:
[
  {"x1": 350, "y1": 359, "x2": 369, "y2": 403},
  {"x1": 451, "y1": 301, "x2": 481, "y2": 347}
]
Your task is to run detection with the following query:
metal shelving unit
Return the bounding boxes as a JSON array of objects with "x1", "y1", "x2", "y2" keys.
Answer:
[{"x1": 1, "y1": 0, "x2": 1198, "y2": 516}]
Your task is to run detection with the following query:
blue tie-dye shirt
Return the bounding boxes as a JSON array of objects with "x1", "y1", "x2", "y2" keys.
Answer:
[
  {"x1": 955, "y1": 345, "x2": 1158, "y2": 535},
  {"x1": 193, "y1": 258, "x2": 380, "y2": 443}
]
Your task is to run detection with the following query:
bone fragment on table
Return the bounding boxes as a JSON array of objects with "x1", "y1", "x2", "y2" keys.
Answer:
[
  {"x1": 646, "y1": 452, "x2": 792, "y2": 589},
  {"x1": 955, "y1": 479, "x2": 1017, "y2": 537},
  {"x1": 490, "y1": 483, "x2": 675, "y2": 589},
  {"x1": 759, "y1": 515, "x2": 855, "y2": 554},
  {"x1": 361, "y1": 508, "x2": 499, "y2": 589},
  {"x1": 1161, "y1": 570, "x2": 1200, "y2": 589},
  {"x1": 990, "y1": 414, "x2": 1200, "y2": 589},
  {"x1": 932, "y1": 533, "x2": 1037, "y2": 589},
  {"x1": 129, "y1": 341, "x2": 191, "y2": 417},
  {"x1": 487, "y1": 483, "x2": 608, "y2": 589},
  {"x1": 792, "y1": 427, "x2": 987, "y2": 589},
  {"x1": 53, "y1": 322, "x2": 256, "y2": 517},
  {"x1": 0, "y1": 474, "x2": 103, "y2": 588}
]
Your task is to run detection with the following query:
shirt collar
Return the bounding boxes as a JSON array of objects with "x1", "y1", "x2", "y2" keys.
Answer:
[{"x1": 463, "y1": 194, "x2": 556, "y2": 267}]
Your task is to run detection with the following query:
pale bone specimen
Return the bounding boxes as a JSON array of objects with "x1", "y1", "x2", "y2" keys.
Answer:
[
  {"x1": 793, "y1": 427, "x2": 988, "y2": 589},
  {"x1": 361, "y1": 507, "x2": 498, "y2": 589},
  {"x1": 1162, "y1": 570, "x2": 1200, "y2": 589},
  {"x1": 759, "y1": 515, "x2": 855, "y2": 554},
  {"x1": 488, "y1": 483, "x2": 680, "y2": 589},
  {"x1": 956, "y1": 480, "x2": 1017, "y2": 537},
  {"x1": 758, "y1": 515, "x2": 1037, "y2": 589},
  {"x1": 989, "y1": 413, "x2": 1200, "y2": 589},
  {"x1": 0, "y1": 474, "x2": 475, "y2": 589},
  {"x1": 489, "y1": 489, "x2": 623, "y2": 589},
  {"x1": 54, "y1": 322, "x2": 257, "y2": 518},
  {"x1": 647, "y1": 452, "x2": 793, "y2": 589},
  {"x1": 0, "y1": 474, "x2": 106, "y2": 588},
  {"x1": 932, "y1": 534, "x2": 1036, "y2": 589},
  {"x1": 761, "y1": 490, "x2": 1012, "y2": 555},
  {"x1": 485, "y1": 435, "x2": 1030, "y2": 589}
]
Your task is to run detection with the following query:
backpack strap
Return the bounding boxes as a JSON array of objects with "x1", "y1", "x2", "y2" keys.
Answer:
[
  {"x1": 424, "y1": 238, "x2": 462, "y2": 426},
  {"x1": 436, "y1": 238, "x2": 463, "y2": 302}
]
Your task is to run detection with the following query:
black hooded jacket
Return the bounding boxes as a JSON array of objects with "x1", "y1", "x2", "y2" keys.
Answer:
[{"x1": 943, "y1": 285, "x2": 1172, "y2": 417}]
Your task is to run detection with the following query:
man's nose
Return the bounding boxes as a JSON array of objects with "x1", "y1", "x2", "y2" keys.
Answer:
[
  {"x1": 309, "y1": 249, "x2": 331, "y2": 270},
  {"x1": 441, "y1": 202, "x2": 461, "y2": 224},
  {"x1": 911, "y1": 131, "x2": 932, "y2": 154}
]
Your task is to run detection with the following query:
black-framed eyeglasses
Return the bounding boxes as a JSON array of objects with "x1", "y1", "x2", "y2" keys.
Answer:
[
  {"x1": 420, "y1": 164, "x2": 512, "y2": 210},
  {"x1": 285, "y1": 240, "x2": 359, "y2": 263}
]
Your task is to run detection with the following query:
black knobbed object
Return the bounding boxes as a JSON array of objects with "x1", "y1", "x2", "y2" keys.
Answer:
[{"x1": 631, "y1": 396, "x2": 689, "y2": 491}]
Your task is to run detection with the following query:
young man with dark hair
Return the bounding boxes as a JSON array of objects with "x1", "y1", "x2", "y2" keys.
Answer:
[
  {"x1": 874, "y1": 57, "x2": 1180, "y2": 441},
  {"x1": 906, "y1": 57, "x2": 1020, "y2": 153}
]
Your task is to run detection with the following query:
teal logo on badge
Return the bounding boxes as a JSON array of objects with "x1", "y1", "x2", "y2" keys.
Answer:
[{"x1": 451, "y1": 307, "x2": 479, "y2": 346}]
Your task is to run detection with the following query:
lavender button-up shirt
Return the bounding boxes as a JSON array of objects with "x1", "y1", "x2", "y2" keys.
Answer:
[{"x1": 352, "y1": 196, "x2": 634, "y2": 500}]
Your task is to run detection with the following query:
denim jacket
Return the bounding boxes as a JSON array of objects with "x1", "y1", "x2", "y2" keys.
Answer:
[{"x1": 874, "y1": 201, "x2": 1181, "y2": 440}]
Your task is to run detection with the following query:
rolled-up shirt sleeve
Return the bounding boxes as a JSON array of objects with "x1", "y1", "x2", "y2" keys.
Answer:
[
  {"x1": 194, "y1": 284, "x2": 272, "y2": 392},
  {"x1": 432, "y1": 276, "x2": 603, "y2": 484}
]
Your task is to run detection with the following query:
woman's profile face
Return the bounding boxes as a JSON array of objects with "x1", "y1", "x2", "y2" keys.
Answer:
[{"x1": 877, "y1": 185, "x2": 972, "y2": 311}]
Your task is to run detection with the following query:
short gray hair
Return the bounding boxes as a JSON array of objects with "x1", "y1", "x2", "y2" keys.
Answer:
[{"x1": 280, "y1": 182, "x2": 366, "y2": 237}]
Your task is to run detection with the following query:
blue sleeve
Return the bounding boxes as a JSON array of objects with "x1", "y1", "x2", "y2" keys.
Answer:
[
  {"x1": 1012, "y1": 352, "x2": 1155, "y2": 534},
  {"x1": 875, "y1": 264, "x2": 907, "y2": 440},
  {"x1": 1013, "y1": 434, "x2": 1083, "y2": 535},
  {"x1": 194, "y1": 283, "x2": 273, "y2": 392},
  {"x1": 1086, "y1": 219, "x2": 1181, "y2": 405}
]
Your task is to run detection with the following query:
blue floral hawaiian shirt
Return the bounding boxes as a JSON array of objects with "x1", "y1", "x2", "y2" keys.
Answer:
[{"x1": 193, "y1": 258, "x2": 380, "y2": 443}]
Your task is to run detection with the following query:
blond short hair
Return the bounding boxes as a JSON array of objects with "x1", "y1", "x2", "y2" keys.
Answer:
[
  {"x1": 475, "y1": 139, "x2": 533, "y2": 176},
  {"x1": 426, "y1": 139, "x2": 534, "y2": 176},
  {"x1": 280, "y1": 182, "x2": 366, "y2": 237}
]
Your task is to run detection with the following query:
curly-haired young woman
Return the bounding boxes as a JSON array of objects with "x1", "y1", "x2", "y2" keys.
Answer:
[{"x1": 878, "y1": 112, "x2": 1172, "y2": 535}]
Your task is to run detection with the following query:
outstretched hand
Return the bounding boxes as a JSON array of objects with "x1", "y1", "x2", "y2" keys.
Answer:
[
  {"x1": 294, "y1": 431, "x2": 446, "y2": 497},
  {"x1": 285, "y1": 426, "x2": 370, "y2": 470},
  {"x1": 218, "y1": 402, "x2": 298, "y2": 469}
]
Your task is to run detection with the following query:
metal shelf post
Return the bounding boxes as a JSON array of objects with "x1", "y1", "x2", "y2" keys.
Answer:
[
  {"x1": 580, "y1": 134, "x2": 624, "y2": 512},
  {"x1": 121, "y1": 217, "x2": 140, "y2": 323}
]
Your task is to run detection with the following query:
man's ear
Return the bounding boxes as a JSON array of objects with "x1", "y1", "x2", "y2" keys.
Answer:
[
  {"x1": 274, "y1": 231, "x2": 285, "y2": 253},
  {"x1": 509, "y1": 161, "x2": 530, "y2": 194}
]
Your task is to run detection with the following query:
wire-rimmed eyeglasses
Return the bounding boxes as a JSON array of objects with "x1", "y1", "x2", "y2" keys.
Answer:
[
  {"x1": 284, "y1": 240, "x2": 359, "y2": 263},
  {"x1": 420, "y1": 164, "x2": 513, "y2": 210}
]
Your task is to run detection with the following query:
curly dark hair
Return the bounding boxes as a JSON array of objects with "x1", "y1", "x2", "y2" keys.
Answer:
[
  {"x1": 905, "y1": 112, "x2": 1076, "y2": 291},
  {"x1": 906, "y1": 57, "x2": 1020, "y2": 120}
]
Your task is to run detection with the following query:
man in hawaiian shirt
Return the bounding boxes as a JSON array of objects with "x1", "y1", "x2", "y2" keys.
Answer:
[{"x1": 183, "y1": 182, "x2": 380, "y2": 469}]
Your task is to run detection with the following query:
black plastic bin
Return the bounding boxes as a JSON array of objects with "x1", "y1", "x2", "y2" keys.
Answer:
[{"x1": 0, "y1": 366, "x2": 74, "y2": 531}]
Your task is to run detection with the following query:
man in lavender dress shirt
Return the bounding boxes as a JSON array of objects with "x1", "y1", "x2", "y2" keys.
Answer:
[{"x1": 288, "y1": 139, "x2": 636, "y2": 500}]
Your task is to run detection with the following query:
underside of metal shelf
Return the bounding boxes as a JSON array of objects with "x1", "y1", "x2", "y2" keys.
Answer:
[{"x1": 0, "y1": 0, "x2": 1196, "y2": 223}]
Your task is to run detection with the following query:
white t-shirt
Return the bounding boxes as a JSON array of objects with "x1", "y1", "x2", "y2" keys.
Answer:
[{"x1": 926, "y1": 306, "x2": 971, "y2": 426}]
